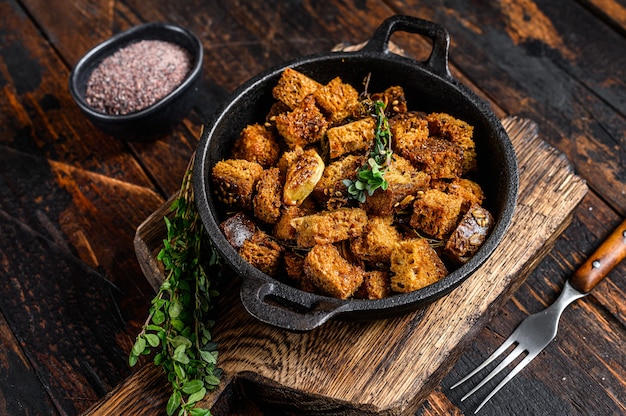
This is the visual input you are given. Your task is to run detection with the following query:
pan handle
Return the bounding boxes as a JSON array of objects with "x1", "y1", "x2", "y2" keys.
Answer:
[
  {"x1": 240, "y1": 274, "x2": 349, "y2": 332},
  {"x1": 361, "y1": 15, "x2": 451, "y2": 78}
]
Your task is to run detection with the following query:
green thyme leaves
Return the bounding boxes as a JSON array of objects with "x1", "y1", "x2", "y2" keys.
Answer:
[
  {"x1": 343, "y1": 100, "x2": 393, "y2": 203},
  {"x1": 129, "y1": 159, "x2": 223, "y2": 416}
]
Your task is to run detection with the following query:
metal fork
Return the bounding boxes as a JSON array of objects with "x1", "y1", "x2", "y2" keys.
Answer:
[{"x1": 451, "y1": 218, "x2": 626, "y2": 414}]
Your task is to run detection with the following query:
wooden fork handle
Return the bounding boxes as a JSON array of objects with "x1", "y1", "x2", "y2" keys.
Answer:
[{"x1": 571, "y1": 218, "x2": 626, "y2": 293}]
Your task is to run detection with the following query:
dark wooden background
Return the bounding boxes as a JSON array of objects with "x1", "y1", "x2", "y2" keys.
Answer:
[{"x1": 0, "y1": 0, "x2": 624, "y2": 415}]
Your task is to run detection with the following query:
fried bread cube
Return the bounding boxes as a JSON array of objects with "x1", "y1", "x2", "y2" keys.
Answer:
[
  {"x1": 239, "y1": 229, "x2": 284, "y2": 276},
  {"x1": 303, "y1": 243, "x2": 365, "y2": 299},
  {"x1": 272, "y1": 67, "x2": 322, "y2": 109},
  {"x1": 363, "y1": 154, "x2": 430, "y2": 217},
  {"x1": 211, "y1": 159, "x2": 264, "y2": 210},
  {"x1": 312, "y1": 154, "x2": 365, "y2": 210},
  {"x1": 313, "y1": 76, "x2": 360, "y2": 124},
  {"x1": 437, "y1": 178, "x2": 485, "y2": 213},
  {"x1": 275, "y1": 95, "x2": 328, "y2": 149},
  {"x1": 253, "y1": 167, "x2": 283, "y2": 224},
  {"x1": 230, "y1": 123, "x2": 281, "y2": 168},
  {"x1": 444, "y1": 204, "x2": 494, "y2": 265},
  {"x1": 325, "y1": 117, "x2": 375, "y2": 159},
  {"x1": 371, "y1": 85, "x2": 408, "y2": 116},
  {"x1": 390, "y1": 111, "x2": 429, "y2": 154},
  {"x1": 426, "y1": 112, "x2": 477, "y2": 173},
  {"x1": 404, "y1": 136, "x2": 464, "y2": 179},
  {"x1": 351, "y1": 216, "x2": 401, "y2": 265},
  {"x1": 220, "y1": 211, "x2": 257, "y2": 250},
  {"x1": 410, "y1": 189, "x2": 464, "y2": 239},
  {"x1": 390, "y1": 238, "x2": 448, "y2": 292},
  {"x1": 291, "y1": 207, "x2": 368, "y2": 248},
  {"x1": 361, "y1": 270, "x2": 391, "y2": 299},
  {"x1": 272, "y1": 203, "x2": 316, "y2": 242}
]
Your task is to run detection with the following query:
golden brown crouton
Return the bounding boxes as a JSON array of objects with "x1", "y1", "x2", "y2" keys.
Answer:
[
  {"x1": 312, "y1": 154, "x2": 365, "y2": 210},
  {"x1": 361, "y1": 270, "x2": 391, "y2": 299},
  {"x1": 403, "y1": 136, "x2": 464, "y2": 180},
  {"x1": 211, "y1": 159, "x2": 264, "y2": 210},
  {"x1": 440, "y1": 178, "x2": 485, "y2": 212},
  {"x1": 253, "y1": 167, "x2": 283, "y2": 224},
  {"x1": 444, "y1": 204, "x2": 494, "y2": 265},
  {"x1": 272, "y1": 67, "x2": 322, "y2": 109},
  {"x1": 282, "y1": 148, "x2": 325, "y2": 206},
  {"x1": 284, "y1": 251, "x2": 318, "y2": 293},
  {"x1": 313, "y1": 76, "x2": 360, "y2": 124},
  {"x1": 390, "y1": 238, "x2": 448, "y2": 292},
  {"x1": 371, "y1": 86, "x2": 408, "y2": 116},
  {"x1": 325, "y1": 117, "x2": 376, "y2": 159},
  {"x1": 275, "y1": 95, "x2": 329, "y2": 149},
  {"x1": 363, "y1": 155, "x2": 430, "y2": 217},
  {"x1": 426, "y1": 112, "x2": 477, "y2": 173},
  {"x1": 291, "y1": 207, "x2": 368, "y2": 248},
  {"x1": 239, "y1": 230, "x2": 284, "y2": 276},
  {"x1": 303, "y1": 244, "x2": 365, "y2": 299},
  {"x1": 410, "y1": 189, "x2": 464, "y2": 239},
  {"x1": 272, "y1": 203, "x2": 316, "y2": 241},
  {"x1": 351, "y1": 216, "x2": 401, "y2": 265},
  {"x1": 230, "y1": 123, "x2": 281, "y2": 168},
  {"x1": 390, "y1": 111, "x2": 429, "y2": 155}
]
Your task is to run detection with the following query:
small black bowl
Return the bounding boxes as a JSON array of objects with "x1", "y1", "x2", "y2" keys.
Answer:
[{"x1": 69, "y1": 22, "x2": 203, "y2": 141}]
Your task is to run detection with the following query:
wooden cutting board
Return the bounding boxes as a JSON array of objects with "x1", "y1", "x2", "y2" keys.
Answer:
[{"x1": 84, "y1": 116, "x2": 587, "y2": 416}]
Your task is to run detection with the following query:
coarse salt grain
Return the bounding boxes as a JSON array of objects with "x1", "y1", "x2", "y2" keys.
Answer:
[{"x1": 85, "y1": 39, "x2": 192, "y2": 115}]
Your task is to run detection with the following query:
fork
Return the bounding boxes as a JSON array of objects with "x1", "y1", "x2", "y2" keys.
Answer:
[{"x1": 451, "y1": 218, "x2": 626, "y2": 414}]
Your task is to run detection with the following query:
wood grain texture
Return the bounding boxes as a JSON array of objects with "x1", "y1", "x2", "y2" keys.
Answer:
[{"x1": 88, "y1": 117, "x2": 588, "y2": 415}]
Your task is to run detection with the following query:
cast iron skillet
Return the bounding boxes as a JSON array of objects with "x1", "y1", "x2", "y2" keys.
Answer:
[{"x1": 194, "y1": 15, "x2": 518, "y2": 331}]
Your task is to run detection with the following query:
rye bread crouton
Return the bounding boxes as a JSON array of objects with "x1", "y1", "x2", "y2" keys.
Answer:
[
  {"x1": 272, "y1": 203, "x2": 315, "y2": 242},
  {"x1": 291, "y1": 207, "x2": 368, "y2": 248},
  {"x1": 220, "y1": 212, "x2": 256, "y2": 250},
  {"x1": 363, "y1": 154, "x2": 430, "y2": 217},
  {"x1": 351, "y1": 216, "x2": 401, "y2": 265},
  {"x1": 239, "y1": 230, "x2": 284, "y2": 276},
  {"x1": 426, "y1": 112, "x2": 477, "y2": 173},
  {"x1": 272, "y1": 67, "x2": 322, "y2": 109},
  {"x1": 325, "y1": 117, "x2": 376, "y2": 159},
  {"x1": 313, "y1": 76, "x2": 360, "y2": 124},
  {"x1": 253, "y1": 167, "x2": 283, "y2": 224},
  {"x1": 275, "y1": 95, "x2": 328, "y2": 149},
  {"x1": 231, "y1": 123, "x2": 281, "y2": 168},
  {"x1": 410, "y1": 189, "x2": 464, "y2": 239},
  {"x1": 390, "y1": 238, "x2": 448, "y2": 292},
  {"x1": 312, "y1": 154, "x2": 365, "y2": 210},
  {"x1": 438, "y1": 178, "x2": 485, "y2": 213},
  {"x1": 371, "y1": 85, "x2": 408, "y2": 116},
  {"x1": 211, "y1": 159, "x2": 264, "y2": 210},
  {"x1": 303, "y1": 244, "x2": 365, "y2": 299}
]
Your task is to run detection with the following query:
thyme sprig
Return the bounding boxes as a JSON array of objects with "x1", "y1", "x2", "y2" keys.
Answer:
[
  {"x1": 343, "y1": 100, "x2": 393, "y2": 203},
  {"x1": 129, "y1": 159, "x2": 223, "y2": 416}
]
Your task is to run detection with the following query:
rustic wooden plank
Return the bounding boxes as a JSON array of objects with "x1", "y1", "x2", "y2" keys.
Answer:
[
  {"x1": 578, "y1": 0, "x2": 626, "y2": 35},
  {"x1": 86, "y1": 117, "x2": 588, "y2": 415}
]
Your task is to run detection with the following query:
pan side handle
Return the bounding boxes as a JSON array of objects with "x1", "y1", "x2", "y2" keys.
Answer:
[
  {"x1": 239, "y1": 274, "x2": 349, "y2": 332},
  {"x1": 361, "y1": 14, "x2": 451, "y2": 78}
]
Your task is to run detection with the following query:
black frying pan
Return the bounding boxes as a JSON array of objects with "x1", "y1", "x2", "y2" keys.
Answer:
[{"x1": 194, "y1": 15, "x2": 518, "y2": 331}]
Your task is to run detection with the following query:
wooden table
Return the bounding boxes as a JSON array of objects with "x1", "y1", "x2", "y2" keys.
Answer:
[{"x1": 1, "y1": 1, "x2": 624, "y2": 415}]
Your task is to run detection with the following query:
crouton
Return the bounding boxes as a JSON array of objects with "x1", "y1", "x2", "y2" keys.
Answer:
[
  {"x1": 220, "y1": 212, "x2": 257, "y2": 250},
  {"x1": 283, "y1": 148, "x2": 325, "y2": 206},
  {"x1": 390, "y1": 112, "x2": 429, "y2": 156},
  {"x1": 312, "y1": 154, "x2": 365, "y2": 210},
  {"x1": 239, "y1": 230, "x2": 284, "y2": 276},
  {"x1": 272, "y1": 67, "x2": 322, "y2": 109},
  {"x1": 275, "y1": 95, "x2": 328, "y2": 149},
  {"x1": 284, "y1": 251, "x2": 318, "y2": 293},
  {"x1": 371, "y1": 85, "x2": 408, "y2": 116},
  {"x1": 351, "y1": 216, "x2": 401, "y2": 265},
  {"x1": 363, "y1": 155, "x2": 430, "y2": 217},
  {"x1": 390, "y1": 238, "x2": 448, "y2": 292},
  {"x1": 325, "y1": 117, "x2": 376, "y2": 159},
  {"x1": 403, "y1": 136, "x2": 464, "y2": 180},
  {"x1": 360, "y1": 270, "x2": 391, "y2": 299},
  {"x1": 230, "y1": 123, "x2": 281, "y2": 168},
  {"x1": 211, "y1": 159, "x2": 264, "y2": 209},
  {"x1": 439, "y1": 178, "x2": 485, "y2": 212},
  {"x1": 253, "y1": 167, "x2": 283, "y2": 224},
  {"x1": 426, "y1": 112, "x2": 477, "y2": 173},
  {"x1": 291, "y1": 207, "x2": 368, "y2": 248},
  {"x1": 313, "y1": 76, "x2": 360, "y2": 124},
  {"x1": 444, "y1": 204, "x2": 494, "y2": 265},
  {"x1": 303, "y1": 244, "x2": 365, "y2": 299},
  {"x1": 410, "y1": 189, "x2": 464, "y2": 239},
  {"x1": 272, "y1": 203, "x2": 316, "y2": 241}
]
